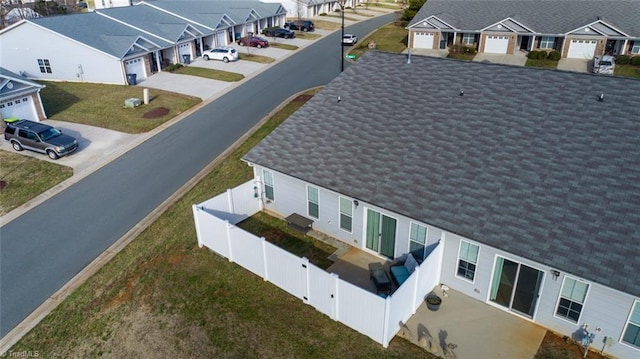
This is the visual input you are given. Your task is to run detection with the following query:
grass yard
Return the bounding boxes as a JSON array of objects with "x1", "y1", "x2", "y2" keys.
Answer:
[
  {"x1": 236, "y1": 212, "x2": 337, "y2": 269},
  {"x1": 170, "y1": 65, "x2": 244, "y2": 82},
  {"x1": 9, "y1": 88, "x2": 434, "y2": 359},
  {"x1": 615, "y1": 64, "x2": 640, "y2": 78},
  {"x1": 270, "y1": 43, "x2": 298, "y2": 50},
  {"x1": 310, "y1": 19, "x2": 345, "y2": 31},
  {"x1": 292, "y1": 32, "x2": 322, "y2": 40},
  {"x1": 40, "y1": 82, "x2": 200, "y2": 134},
  {"x1": 348, "y1": 22, "x2": 408, "y2": 60},
  {"x1": 238, "y1": 53, "x2": 276, "y2": 63},
  {"x1": 0, "y1": 151, "x2": 73, "y2": 215},
  {"x1": 525, "y1": 59, "x2": 559, "y2": 69}
]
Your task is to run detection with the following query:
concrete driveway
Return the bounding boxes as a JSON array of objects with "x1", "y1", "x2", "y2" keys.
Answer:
[
  {"x1": 473, "y1": 52, "x2": 528, "y2": 66},
  {"x1": 0, "y1": 120, "x2": 141, "y2": 175},
  {"x1": 557, "y1": 58, "x2": 591, "y2": 73}
]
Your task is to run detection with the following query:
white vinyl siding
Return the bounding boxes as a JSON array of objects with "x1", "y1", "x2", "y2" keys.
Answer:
[
  {"x1": 409, "y1": 222, "x2": 427, "y2": 261},
  {"x1": 263, "y1": 169, "x2": 274, "y2": 201},
  {"x1": 339, "y1": 197, "x2": 352, "y2": 232},
  {"x1": 457, "y1": 240, "x2": 479, "y2": 281},
  {"x1": 555, "y1": 277, "x2": 589, "y2": 323},
  {"x1": 623, "y1": 301, "x2": 640, "y2": 348},
  {"x1": 307, "y1": 186, "x2": 319, "y2": 219}
]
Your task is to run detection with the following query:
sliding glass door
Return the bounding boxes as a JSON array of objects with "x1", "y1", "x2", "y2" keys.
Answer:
[
  {"x1": 490, "y1": 257, "x2": 544, "y2": 318},
  {"x1": 365, "y1": 209, "x2": 396, "y2": 259}
]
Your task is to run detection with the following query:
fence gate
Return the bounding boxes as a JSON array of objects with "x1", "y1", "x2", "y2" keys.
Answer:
[{"x1": 307, "y1": 264, "x2": 336, "y2": 319}]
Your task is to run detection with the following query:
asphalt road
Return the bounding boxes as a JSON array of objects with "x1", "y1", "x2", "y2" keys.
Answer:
[{"x1": 0, "y1": 13, "x2": 395, "y2": 337}]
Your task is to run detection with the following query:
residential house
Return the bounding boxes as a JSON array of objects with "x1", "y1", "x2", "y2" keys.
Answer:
[
  {"x1": 0, "y1": 67, "x2": 46, "y2": 122},
  {"x1": 0, "y1": 1, "x2": 286, "y2": 85},
  {"x1": 93, "y1": 0, "x2": 133, "y2": 10},
  {"x1": 408, "y1": 0, "x2": 640, "y2": 59},
  {"x1": 241, "y1": 51, "x2": 640, "y2": 358},
  {"x1": 262, "y1": 0, "x2": 358, "y2": 19}
]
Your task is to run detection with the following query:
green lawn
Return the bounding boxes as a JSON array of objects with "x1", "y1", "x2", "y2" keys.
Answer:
[
  {"x1": 171, "y1": 65, "x2": 244, "y2": 82},
  {"x1": 525, "y1": 59, "x2": 559, "y2": 69},
  {"x1": 270, "y1": 43, "x2": 298, "y2": 50},
  {"x1": 0, "y1": 151, "x2": 73, "y2": 215},
  {"x1": 348, "y1": 22, "x2": 408, "y2": 60},
  {"x1": 238, "y1": 52, "x2": 276, "y2": 63},
  {"x1": 40, "y1": 82, "x2": 200, "y2": 134},
  {"x1": 615, "y1": 64, "x2": 640, "y2": 78},
  {"x1": 9, "y1": 89, "x2": 435, "y2": 358}
]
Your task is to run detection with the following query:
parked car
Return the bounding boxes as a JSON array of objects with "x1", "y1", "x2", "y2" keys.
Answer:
[
  {"x1": 77, "y1": 1, "x2": 88, "y2": 8},
  {"x1": 202, "y1": 46, "x2": 239, "y2": 62},
  {"x1": 593, "y1": 55, "x2": 615, "y2": 75},
  {"x1": 284, "y1": 20, "x2": 315, "y2": 32},
  {"x1": 238, "y1": 36, "x2": 269, "y2": 48},
  {"x1": 342, "y1": 34, "x2": 358, "y2": 45},
  {"x1": 3, "y1": 119, "x2": 78, "y2": 159},
  {"x1": 263, "y1": 28, "x2": 296, "y2": 39}
]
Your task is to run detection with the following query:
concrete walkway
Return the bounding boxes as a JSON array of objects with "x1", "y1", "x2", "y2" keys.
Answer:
[
  {"x1": 473, "y1": 52, "x2": 528, "y2": 66},
  {"x1": 400, "y1": 288, "x2": 547, "y2": 359},
  {"x1": 557, "y1": 58, "x2": 591, "y2": 73}
]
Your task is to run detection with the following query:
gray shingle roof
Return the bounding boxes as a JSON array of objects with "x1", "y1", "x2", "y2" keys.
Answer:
[
  {"x1": 409, "y1": 0, "x2": 640, "y2": 37},
  {"x1": 29, "y1": 13, "x2": 170, "y2": 58},
  {"x1": 98, "y1": 5, "x2": 214, "y2": 42},
  {"x1": 244, "y1": 51, "x2": 640, "y2": 297}
]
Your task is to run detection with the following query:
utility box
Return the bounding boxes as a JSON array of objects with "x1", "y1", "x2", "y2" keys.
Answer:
[{"x1": 124, "y1": 98, "x2": 142, "y2": 108}]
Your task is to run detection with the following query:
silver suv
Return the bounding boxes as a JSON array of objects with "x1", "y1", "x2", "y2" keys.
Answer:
[
  {"x1": 593, "y1": 55, "x2": 615, "y2": 75},
  {"x1": 3, "y1": 119, "x2": 78, "y2": 159}
]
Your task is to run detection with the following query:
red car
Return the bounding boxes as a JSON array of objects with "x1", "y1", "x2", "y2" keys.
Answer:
[{"x1": 238, "y1": 36, "x2": 269, "y2": 48}]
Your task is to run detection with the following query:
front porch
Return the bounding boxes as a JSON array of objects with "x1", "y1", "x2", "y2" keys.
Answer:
[{"x1": 400, "y1": 287, "x2": 547, "y2": 358}]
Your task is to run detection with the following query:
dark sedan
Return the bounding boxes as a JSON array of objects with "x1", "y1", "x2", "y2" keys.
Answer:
[
  {"x1": 264, "y1": 28, "x2": 296, "y2": 39},
  {"x1": 238, "y1": 36, "x2": 269, "y2": 48}
]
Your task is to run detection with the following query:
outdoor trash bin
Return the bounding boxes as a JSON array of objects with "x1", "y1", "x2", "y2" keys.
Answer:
[
  {"x1": 126, "y1": 73, "x2": 137, "y2": 85},
  {"x1": 182, "y1": 54, "x2": 191, "y2": 64}
]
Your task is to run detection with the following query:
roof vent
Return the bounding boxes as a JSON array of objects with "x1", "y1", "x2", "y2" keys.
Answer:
[
  {"x1": 459, "y1": 90, "x2": 464, "y2": 96},
  {"x1": 407, "y1": 50, "x2": 412, "y2": 64},
  {"x1": 337, "y1": 95, "x2": 341, "y2": 103},
  {"x1": 598, "y1": 93, "x2": 604, "y2": 102}
]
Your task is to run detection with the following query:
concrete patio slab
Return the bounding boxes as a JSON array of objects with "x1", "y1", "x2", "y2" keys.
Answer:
[
  {"x1": 326, "y1": 247, "x2": 389, "y2": 295},
  {"x1": 400, "y1": 288, "x2": 547, "y2": 359},
  {"x1": 557, "y1": 58, "x2": 591, "y2": 73},
  {"x1": 473, "y1": 53, "x2": 527, "y2": 66}
]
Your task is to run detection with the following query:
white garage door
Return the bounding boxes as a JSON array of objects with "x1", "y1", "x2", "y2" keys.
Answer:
[
  {"x1": 124, "y1": 57, "x2": 146, "y2": 80},
  {"x1": 178, "y1": 43, "x2": 192, "y2": 63},
  {"x1": 567, "y1": 39, "x2": 597, "y2": 59},
  {"x1": 215, "y1": 31, "x2": 227, "y2": 46},
  {"x1": 0, "y1": 96, "x2": 37, "y2": 121},
  {"x1": 485, "y1": 35, "x2": 510, "y2": 53},
  {"x1": 414, "y1": 32, "x2": 435, "y2": 49}
]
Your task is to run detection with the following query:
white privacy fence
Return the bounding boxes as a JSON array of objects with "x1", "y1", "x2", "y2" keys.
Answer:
[{"x1": 193, "y1": 181, "x2": 443, "y2": 347}]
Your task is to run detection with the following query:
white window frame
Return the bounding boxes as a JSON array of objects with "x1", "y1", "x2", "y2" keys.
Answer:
[
  {"x1": 456, "y1": 240, "x2": 479, "y2": 282},
  {"x1": 263, "y1": 169, "x2": 274, "y2": 201},
  {"x1": 621, "y1": 300, "x2": 640, "y2": 349},
  {"x1": 539, "y1": 36, "x2": 555, "y2": 49},
  {"x1": 632, "y1": 42, "x2": 640, "y2": 54},
  {"x1": 554, "y1": 277, "x2": 589, "y2": 324},
  {"x1": 408, "y1": 222, "x2": 427, "y2": 261},
  {"x1": 339, "y1": 197, "x2": 353, "y2": 233},
  {"x1": 307, "y1": 185, "x2": 319, "y2": 219},
  {"x1": 462, "y1": 33, "x2": 475, "y2": 45}
]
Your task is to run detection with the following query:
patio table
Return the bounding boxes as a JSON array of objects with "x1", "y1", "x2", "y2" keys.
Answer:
[{"x1": 369, "y1": 262, "x2": 391, "y2": 295}]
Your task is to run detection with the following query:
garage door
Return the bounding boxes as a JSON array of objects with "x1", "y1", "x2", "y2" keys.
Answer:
[
  {"x1": 215, "y1": 31, "x2": 227, "y2": 46},
  {"x1": 0, "y1": 96, "x2": 37, "y2": 121},
  {"x1": 178, "y1": 42, "x2": 192, "y2": 63},
  {"x1": 567, "y1": 39, "x2": 597, "y2": 59},
  {"x1": 124, "y1": 57, "x2": 146, "y2": 80},
  {"x1": 485, "y1": 35, "x2": 510, "y2": 54},
  {"x1": 414, "y1": 32, "x2": 435, "y2": 49}
]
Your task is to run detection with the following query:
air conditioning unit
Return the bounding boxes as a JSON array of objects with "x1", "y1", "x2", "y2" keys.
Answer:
[{"x1": 124, "y1": 98, "x2": 142, "y2": 108}]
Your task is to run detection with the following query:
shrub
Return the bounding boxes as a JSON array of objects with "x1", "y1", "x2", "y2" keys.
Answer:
[
  {"x1": 165, "y1": 63, "x2": 183, "y2": 72},
  {"x1": 537, "y1": 51, "x2": 548, "y2": 60},
  {"x1": 616, "y1": 55, "x2": 631, "y2": 65},
  {"x1": 548, "y1": 51, "x2": 561, "y2": 61},
  {"x1": 527, "y1": 50, "x2": 539, "y2": 59},
  {"x1": 449, "y1": 44, "x2": 460, "y2": 53},
  {"x1": 463, "y1": 46, "x2": 477, "y2": 54},
  {"x1": 630, "y1": 56, "x2": 640, "y2": 66},
  {"x1": 319, "y1": 12, "x2": 327, "y2": 16}
]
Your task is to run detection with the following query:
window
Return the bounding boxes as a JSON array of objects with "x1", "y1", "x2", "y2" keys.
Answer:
[
  {"x1": 632, "y1": 42, "x2": 640, "y2": 54},
  {"x1": 457, "y1": 241, "x2": 479, "y2": 281},
  {"x1": 623, "y1": 301, "x2": 640, "y2": 348},
  {"x1": 409, "y1": 222, "x2": 427, "y2": 261},
  {"x1": 556, "y1": 277, "x2": 589, "y2": 323},
  {"x1": 539, "y1": 36, "x2": 555, "y2": 49},
  {"x1": 263, "y1": 170, "x2": 274, "y2": 201},
  {"x1": 37, "y1": 59, "x2": 52, "y2": 74},
  {"x1": 462, "y1": 33, "x2": 475, "y2": 45},
  {"x1": 307, "y1": 186, "x2": 319, "y2": 218},
  {"x1": 339, "y1": 197, "x2": 352, "y2": 232}
]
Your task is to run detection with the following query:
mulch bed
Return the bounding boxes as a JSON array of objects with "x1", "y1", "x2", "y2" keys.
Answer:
[
  {"x1": 535, "y1": 331, "x2": 614, "y2": 359},
  {"x1": 293, "y1": 94, "x2": 313, "y2": 102},
  {"x1": 142, "y1": 107, "x2": 170, "y2": 119}
]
